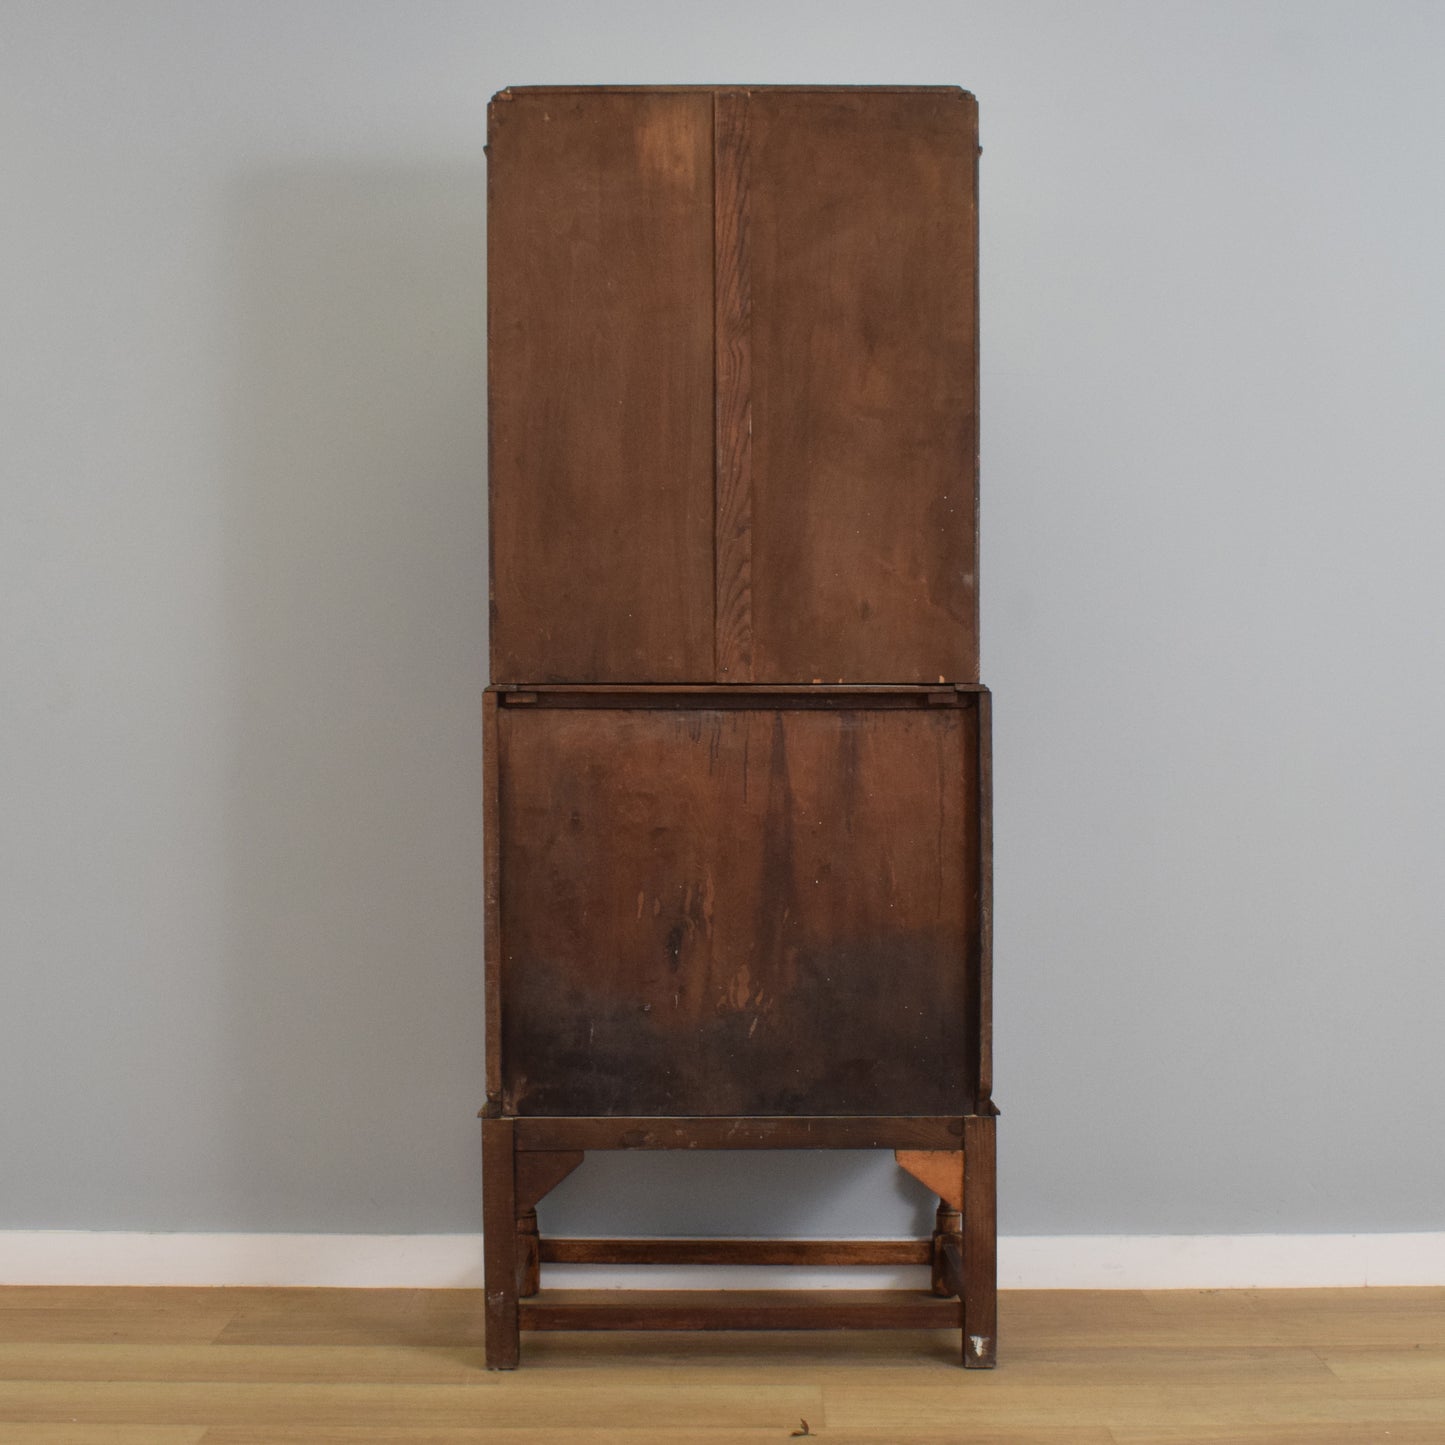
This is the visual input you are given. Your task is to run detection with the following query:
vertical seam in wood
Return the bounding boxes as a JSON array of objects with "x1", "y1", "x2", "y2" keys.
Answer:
[
  {"x1": 713, "y1": 90, "x2": 754, "y2": 682},
  {"x1": 485, "y1": 103, "x2": 501, "y2": 683},
  {"x1": 976, "y1": 689, "x2": 993, "y2": 1109},
  {"x1": 483, "y1": 690, "x2": 503, "y2": 1104},
  {"x1": 970, "y1": 105, "x2": 981, "y2": 682}
]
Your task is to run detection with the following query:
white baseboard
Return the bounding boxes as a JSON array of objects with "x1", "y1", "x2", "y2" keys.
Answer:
[
  {"x1": 2, "y1": 1231, "x2": 1442, "y2": 1290},
  {"x1": 0, "y1": 1232, "x2": 488, "y2": 1289},
  {"x1": 997, "y1": 1232, "x2": 1445, "y2": 1290}
]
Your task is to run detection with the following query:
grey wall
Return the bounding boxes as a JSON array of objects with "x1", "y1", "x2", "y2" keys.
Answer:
[{"x1": 3, "y1": 0, "x2": 1443, "y2": 1240}]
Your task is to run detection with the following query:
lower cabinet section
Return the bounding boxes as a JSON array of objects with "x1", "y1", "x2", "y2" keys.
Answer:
[{"x1": 489, "y1": 687, "x2": 988, "y2": 1118}]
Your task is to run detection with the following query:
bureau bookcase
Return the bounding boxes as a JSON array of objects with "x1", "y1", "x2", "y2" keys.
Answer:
[{"x1": 482, "y1": 85, "x2": 995, "y2": 1369}]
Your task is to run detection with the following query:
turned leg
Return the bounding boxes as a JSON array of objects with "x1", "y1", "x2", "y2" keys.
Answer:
[
  {"x1": 512, "y1": 1148, "x2": 584, "y2": 1308},
  {"x1": 895, "y1": 1147, "x2": 967, "y2": 1313},
  {"x1": 482, "y1": 1116, "x2": 520, "y2": 1369},
  {"x1": 961, "y1": 1114, "x2": 997, "y2": 1368},
  {"x1": 517, "y1": 1208, "x2": 540, "y2": 1297},
  {"x1": 931, "y1": 1202, "x2": 962, "y2": 1298}
]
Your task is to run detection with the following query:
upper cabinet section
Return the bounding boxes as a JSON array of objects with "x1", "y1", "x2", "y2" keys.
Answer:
[
  {"x1": 488, "y1": 86, "x2": 978, "y2": 685},
  {"x1": 746, "y1": 90, "x2": 978, "y2": 685},
  {"x1": 488, "y1": 90, "x2": 717, "y2": 684}
]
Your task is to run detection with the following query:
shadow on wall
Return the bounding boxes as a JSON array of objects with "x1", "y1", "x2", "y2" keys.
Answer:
[{"x1": 221, "y1": 162, "x2": 937, "y2": 1251}]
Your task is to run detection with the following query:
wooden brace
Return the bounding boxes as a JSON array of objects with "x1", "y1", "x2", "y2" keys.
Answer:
[{"x1": 894, "y1": 1148, "x2": 965, "y2": 1212}]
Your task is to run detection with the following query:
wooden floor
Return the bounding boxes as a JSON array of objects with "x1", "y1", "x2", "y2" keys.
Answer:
[{"x1": 1, "y1": 1286, "x2": 1442, "y2": 1443}]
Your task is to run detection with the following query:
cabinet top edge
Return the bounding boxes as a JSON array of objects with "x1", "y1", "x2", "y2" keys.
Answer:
[
  {"x1": 487, "y1": 683, "x2": 991, "y2": 695},
  {"x1": 491, "y1": 84, "x2": 975, "y2": 100}
]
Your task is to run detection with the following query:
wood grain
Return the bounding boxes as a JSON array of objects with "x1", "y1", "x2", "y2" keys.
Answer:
[
  {"x1": 487, "y1": 86, "x2": 978, "y2": 684},
  {"x1": 482, "y1": 689, "x2": 502, "y2": 1106},
  {"x1": 747, "y1": 88, "x2": 979, "y2": 684},
  {"x1": 516, "y1": 1210, "x2": 540, "y2": 1299},
  {"x1": 539, "y1": 1238, "x2": 931, "y2": 1266},
  {"x1": 0, "y1": 1380, "x2": 819, "y2": 1431},
  {"x1": 513, "y1": 1151, "x2": 584, "y2": 1215},
  {"x1": 0, "y1": 1342, "x2": 478, "y2": 1384},
  {"x1": 961, "y1": 1113, "x2": 997, "y2": 1368},
  {"x1": 894, "y1": 1150, "x2": 965, "y2": 1212},
  {"x1": 713, "y1": 89, "x2": 754, "y2": 682},
  {"x1": 210, "y1": 1290, "x2": 483, "y2": 1349},
  {"x1": 930, "y1": 1203, "x2": 963, "y2": 1299},
  {"x1": 974, "y1": 687, "x2": 994, "y2": 1107},
  {"x1": 498, "y1": 701, "x2": 980, "y2": 1116},
  {"x1": 3, "y1": 1286, "x2": 1444, "y2": 1442},
  {"x1": 500, "y1": 85, "x2": 975, "y2": 95},
  {"x1": 480, "y1": 1117, "x2": 518, "y2": 1369},
  {"x1": 487, "y1": 89, "x2": 715, "y2": 684},
  {"x1": 495, "y1": 683, "x2": 989, "y2": 694},
  {"x1": 199, "y1": 1434, "x2": 1111, "y2": 1445},
  {"x1": 519, "y1": 1289, "x2": 963, "y2": 1331},
  {"x1": 496, "y1": 684, "x2": 976, "y2": 709},
  {"x1": 0, "y1": 1305, "x2": 234, "y2": 1346},
  {"x1": 514, "y1": 1115, "x2": 967, "y2": 1151},
  {"x1": 0, "y1": 1430, "x2": 206, "y2": 1445},
  {"x1": 482, "y1": 81, "x2": 988, "y2": 1363}
]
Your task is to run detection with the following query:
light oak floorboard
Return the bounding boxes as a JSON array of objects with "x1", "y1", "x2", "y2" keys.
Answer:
[
  {"x1": 0, "y1": 1311, "x2": 236, "y2": 1346},
  {"x1": 198, "y1": 1432, "x2": 1114, "y2": 1445},
  {"x1": 0, "y1": 1429, "x2": 206, "y2": 1445},
  {"x1": 0, "y1": 1380, "x2": 822, "y2": 1430},
  {"x1": 0, "y1": 1343, "x2": 481, "y2": 1385},
  {"x1": 1110, "y1": 1430, "x2": 1445, "y2": 1445},
  {"x1": 0, "y1": 1286, "x2": 1440, "y2": 1442}
]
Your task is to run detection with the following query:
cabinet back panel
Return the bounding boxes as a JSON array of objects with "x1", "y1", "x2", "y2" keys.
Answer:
[
  {"x1": 748, "y1": 90, "x2": 978, "y2": 684},
  {"x1": 498, "y1": 702, "x2": 979, "y2": 1116},
  {"x1": 487, "y1": 87, "x2": 978, "y2": 686},
  {"x1": 488, "y1": 90, "x2": 716, "y2": 684}
]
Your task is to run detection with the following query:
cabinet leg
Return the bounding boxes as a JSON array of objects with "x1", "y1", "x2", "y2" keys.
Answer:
[
  {"x1": 931, "y1": 1202, "x2": 962, "y2": 1298},
  {"x1": 961, "y1": 1114, "x2": 997, "y2": 1368},
  {"x1": 482, "y1": 1117, "x2": 520, "y2": 1369},
  {"x1": 517, "y1": 1208, "x2": 540, "y2": 1297}
]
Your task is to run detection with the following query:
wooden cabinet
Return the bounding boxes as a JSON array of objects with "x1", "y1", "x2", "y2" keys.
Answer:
[
  {"x1": 487, "y1": 87, "x2": 978, "y2": 686},
  {"x1": 483, "y1": 86, "x2": 995, "y2": 1370}
]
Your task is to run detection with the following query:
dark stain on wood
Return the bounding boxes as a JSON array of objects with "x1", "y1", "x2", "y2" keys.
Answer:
[{"x1": 498, "y1": 699, "x2": 980, "y2": 1117}]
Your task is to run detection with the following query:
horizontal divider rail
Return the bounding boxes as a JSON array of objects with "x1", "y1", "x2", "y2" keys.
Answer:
[
  {"x1": 519, "y1": 1289, "x2": 964, "y2": 1332},
  {"x1": 540, "y1": 1237, "x2": 932, "y2": 1266},
  {"x1": 511, "y1": 1116, "x2": 969, "y2": 1151},
  {"x1": 493, "y1": 683, "x2": 986, "y2": 710}
]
